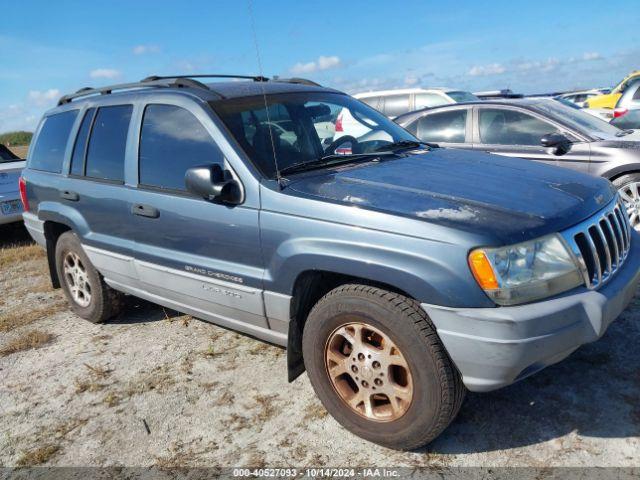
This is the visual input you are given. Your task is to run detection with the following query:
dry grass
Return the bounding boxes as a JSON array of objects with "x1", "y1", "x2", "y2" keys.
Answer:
[
  {"x1": 8, "y1": 145, "x2": 29, "y2": 158},
  {"x1": 0, "y1": 244, "x2": 44, "y2": 269},
  {"x1": 16, "y1": 444, "x2": 60, "y2": 466},
  {"x1": 303, "y1": 401, "x2": 328, "y2": 421},
  {"x1": 0, "y1": 330, "x2": 54, "y2": 357},
  {"x1": 0, "y1": 302, "x2": 66, "y2": 332}
]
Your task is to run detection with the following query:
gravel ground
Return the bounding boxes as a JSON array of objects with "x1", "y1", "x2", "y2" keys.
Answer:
[{"x1": 1, "y1": 224, "x2": 639, "y2": 468}]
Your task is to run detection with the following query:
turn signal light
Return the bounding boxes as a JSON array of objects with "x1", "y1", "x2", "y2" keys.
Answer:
[{"x1": 468, "y1": 249, "x2": 499, "y2": 290}]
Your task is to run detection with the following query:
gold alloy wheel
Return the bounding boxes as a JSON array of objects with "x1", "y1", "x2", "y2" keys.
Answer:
[{"x1": 324, "y1": 318, "x2": 413, "y2": 422}]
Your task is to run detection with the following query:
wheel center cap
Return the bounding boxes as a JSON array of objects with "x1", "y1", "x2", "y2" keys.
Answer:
[{"x1": 360, "y1": 365, "x2": 373, "y2": 380}]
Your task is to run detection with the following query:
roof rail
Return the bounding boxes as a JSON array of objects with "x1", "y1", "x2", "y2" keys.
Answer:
[
  {"x1": 141, "y1": 74, "x2": 269, "y2": 83},
  {"x1": 57, "y1": 77, "x2": 211, "y2": 106},
  {"x1": 272, "y1": 77, "x2": 322, "y2": 87}
]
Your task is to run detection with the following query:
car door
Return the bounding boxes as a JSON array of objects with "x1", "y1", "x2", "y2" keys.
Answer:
[
  {"x1": 472, "y1": 106, "x2": 591, "y2": 174},
  {"x1": 129, "y1": 100, "x2": 267, "y2": 330},
  {"x1": 66, "y1": 104, "x2": 139, "y2": 267},
  {"x1": 404, "y1": 107, "x2": 473, "y2": 149}
]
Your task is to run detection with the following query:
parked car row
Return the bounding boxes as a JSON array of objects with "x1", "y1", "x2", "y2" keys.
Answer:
[
  {"x1": 19, "y1": 74, "x2": 640, "y2": 451},
  {"x1": 349, "y1": 76, "x2": 640, "y2": 231}
]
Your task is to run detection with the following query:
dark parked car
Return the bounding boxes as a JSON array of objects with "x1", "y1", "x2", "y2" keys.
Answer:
[
  {"x1": 396, "y1": 98, "x2": 640, "y2": 230},
  {"x1": 21, "y1": 75, "x2": 640, "y2": 450}
]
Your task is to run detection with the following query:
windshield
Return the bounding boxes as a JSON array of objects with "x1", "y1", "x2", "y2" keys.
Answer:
[
  {"x1": 533, "y1": 100, "x2": 621, "y2": 138},
  {"x1": 211, "y1": 92, "x2": 417, "y2": 178},
  {"x1": 447, "y1": 91, "x2": 480, "y2": 103}
]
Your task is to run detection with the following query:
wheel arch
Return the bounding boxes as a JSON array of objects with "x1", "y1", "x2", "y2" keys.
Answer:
[{"x1": 286, "y1": 269, "x2": 428, "y2": 382}]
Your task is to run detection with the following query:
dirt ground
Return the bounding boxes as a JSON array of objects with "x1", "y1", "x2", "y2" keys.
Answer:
[{"x1": 1, "y1": 223, "x2": 639, "y2": 468}]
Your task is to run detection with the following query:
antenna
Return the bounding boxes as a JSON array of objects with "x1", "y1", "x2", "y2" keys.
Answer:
[{"x1": 247, "y1": 0, "x2": 283, "y2": 189}]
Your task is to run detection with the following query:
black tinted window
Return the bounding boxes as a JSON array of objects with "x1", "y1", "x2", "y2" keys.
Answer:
[
  {"x1": 412, "y1": 110, "x2": 467, "y2": 143},
  {"x1": 382, "y1": 95, "x2": 410, "y2": 117},
  {"x1": 479, "y1": 108, "x2": 559, "y2": 146},
  {"x1": 70, "y1": 108, "x2": 95, "y2": 176},
  {"x1": 85, "y1": 105, "x2": 132, "y2": 181},
  {"x1": 139, "y1": 105, "x2": 224, "y2": 190},
  {"x1": 632, "y1": 88, "x2": 640, "y2": 100},
  {"x1": 29, "y1": 110, "x2": 78, "y2": 173}
]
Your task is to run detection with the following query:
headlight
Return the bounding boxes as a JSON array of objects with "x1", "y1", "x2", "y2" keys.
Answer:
[{"x1": 468, "y1": 234, "x2": 583, "y2": 306}]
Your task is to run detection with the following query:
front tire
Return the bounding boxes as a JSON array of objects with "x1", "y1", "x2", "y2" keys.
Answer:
[
  {"x1": 302, "y1": 284, "x2": 465, "y2": 450},
  {"x1": 55, "y1": 231, "x2": 123, "y2": 323},
  {"x1": 613, "y1": 173, "x2": 640, "y2": 231}
]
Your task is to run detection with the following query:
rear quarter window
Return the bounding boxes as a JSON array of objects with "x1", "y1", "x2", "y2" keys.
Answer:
[{"x1": 28, "y1": 110, "x2": 78, "y2": 173}]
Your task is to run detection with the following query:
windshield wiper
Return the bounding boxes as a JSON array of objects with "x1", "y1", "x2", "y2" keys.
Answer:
[
  {"x1": 373, "y1": 140, "x2": 437, "y2": 152},
  {"x1": 280, "y1": 152, "x2": 394, "y2": 176}
]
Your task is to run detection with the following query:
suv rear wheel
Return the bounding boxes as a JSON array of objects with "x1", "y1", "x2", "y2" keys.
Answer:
[
  {"x1": 302, "y1": 284, "x2": 465, "y2": 450},
  {"x1": 55, "y1": 231, "x2": 123, "y2": 323}
]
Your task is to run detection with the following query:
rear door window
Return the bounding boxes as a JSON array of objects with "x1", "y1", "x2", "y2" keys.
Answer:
[
  {"x1": 382, "y1": 95, "x2": 410, "y2": 117},
  {"x1": 85, "y1": 105, "x2": 132, "y2": 182},
  {"x1": 29, "y1": 110, "x2": 78, "y2": 173},
  {"x1": 70, "y1": 108, "x2": 96, "y2": 176},
  {"x1": 360, "y1": 96, "x2": 384, "y2": 112},
  {"x1": 414, "y1": 93, "x2": 449, "y2": 110},
  {"x1": 139, "y1": 104, "x2": 224, "y2": 191},
  {"x1": 411, "y1": 109, "x2": 467, "y2": 143}
]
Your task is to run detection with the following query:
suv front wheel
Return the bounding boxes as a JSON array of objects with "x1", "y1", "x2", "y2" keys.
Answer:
[
  {"x1": 302, "y1": 284, "x2": 465, "y2": 450},
  {"x1": 55, "y1": 231, "x2": 123, "y2": 323}
]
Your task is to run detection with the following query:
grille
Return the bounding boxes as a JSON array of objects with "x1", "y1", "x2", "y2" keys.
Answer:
[{"x1": 561, "y1": 197, "x2": 632, "y2": 289}]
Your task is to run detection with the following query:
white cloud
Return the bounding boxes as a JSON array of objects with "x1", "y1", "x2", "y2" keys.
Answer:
[
  {"x1": 132, "y1": 44, "x2": 160, "y2": 55},
  {"x1": 89, "y1": 68, "x2": 121, "y2": 79},
  {"x1": 467, "y1": 63, "x2": 506, "y2": 77},
  {"x1": 404, "y1": 74, "x2": 419, "y2": 86},
  {"x1": 583, "y1": 51, "x2": 600, "y2": 61},
  {"x1": 290, "y1": 55, "x2": 342, "y2": 75},
  {"x1": 27, "y1": 89, "x2": 60, "y2": 107}
]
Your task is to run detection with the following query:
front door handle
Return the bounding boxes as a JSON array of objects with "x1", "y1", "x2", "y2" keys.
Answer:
[
  {"x1": 60, "y1": 190, "x2": 79, "y2": 201},
  {"x1": 131, "y1": 203, "x2": 160, "y2": 218}
]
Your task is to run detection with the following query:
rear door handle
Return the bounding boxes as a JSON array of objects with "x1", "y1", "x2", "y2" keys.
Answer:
[
  {"x1": 60, "y1": 190, "x2": 79, "y2": 201},
  {"x1": 131, "y1": 203, "x2": 160, "y2": 218}
]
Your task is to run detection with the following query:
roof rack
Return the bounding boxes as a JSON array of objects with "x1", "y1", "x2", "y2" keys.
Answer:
[
  {"x1": 57, "y1": 74, "x2": 322, "y2": 106},
  {"x1": 271, "y1": 76, "x2": 322, "y2": 87},
  {"x1": 57, "y1": 77, "x2": 211, "y2": 105},
  {"x1": 141, "y1": 74, "x2": 269, "y2": 83}
]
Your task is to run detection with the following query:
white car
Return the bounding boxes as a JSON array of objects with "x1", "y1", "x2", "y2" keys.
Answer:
[
  {"x1": 557, "y1": 89, "x2": 606, "y2": 108},
  {"x1": 0, "y1": 145, "x2": 26, "y2": 225},
  {"x1": 334, "y1": 88, "x2": 478, "y2": 142}
]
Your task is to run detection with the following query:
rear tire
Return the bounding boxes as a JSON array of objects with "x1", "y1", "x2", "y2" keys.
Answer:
[
  {"x1": 55, "y1": 231, "x2": 123, "y2": 323},
  {"x1": 302, "y1": 284, "x2": 465, "y2": 450}
]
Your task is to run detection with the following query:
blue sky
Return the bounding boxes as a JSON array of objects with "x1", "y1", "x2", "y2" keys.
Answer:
[{"x1": 1, "y1": 0, "x2": 639, "y2": 132}]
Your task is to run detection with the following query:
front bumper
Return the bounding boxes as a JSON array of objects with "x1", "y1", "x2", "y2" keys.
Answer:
[{"x1": 422, "y1": 231, "x2": 640, "y2": 392}]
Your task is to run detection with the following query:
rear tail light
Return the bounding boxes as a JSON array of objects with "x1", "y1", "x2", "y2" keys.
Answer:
[
  {"x1": 19, "y1": 176, "x2": 29, "y2": 212},
  {"x1": 613, "y1": 107, "x2": 628, "y2": 118},
  {"x1": 335, "y1": 113, "x2": 344, "y2": 132}
]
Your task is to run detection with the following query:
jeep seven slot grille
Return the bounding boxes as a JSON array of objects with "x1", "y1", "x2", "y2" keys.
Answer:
[{"x1": 561, "y1": 197, "x2": 632, "y2": 289}]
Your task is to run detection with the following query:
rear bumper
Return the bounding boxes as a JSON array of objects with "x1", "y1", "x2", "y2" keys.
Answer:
[
  {"x1": 422, "y1": 233, "x2": 640, "y2": 392},
  {"x1": 23, "y1": 211, "x2": 46, "y2": 246}
]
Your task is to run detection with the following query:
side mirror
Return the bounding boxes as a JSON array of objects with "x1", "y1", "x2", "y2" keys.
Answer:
[
  {"x1": 541, "y1": 133, "x2": 570, "y2": 148},
  {"x1": 541, "y1": 133, "x2": 573, "y2": 154},
  {"x1": 185, "y1": 164, "x2": 243, "y2": 205}
]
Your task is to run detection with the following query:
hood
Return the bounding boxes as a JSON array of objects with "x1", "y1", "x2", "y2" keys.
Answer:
[{"x1": 286, "y1": 149, "x2": 615, "y2": 244}]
